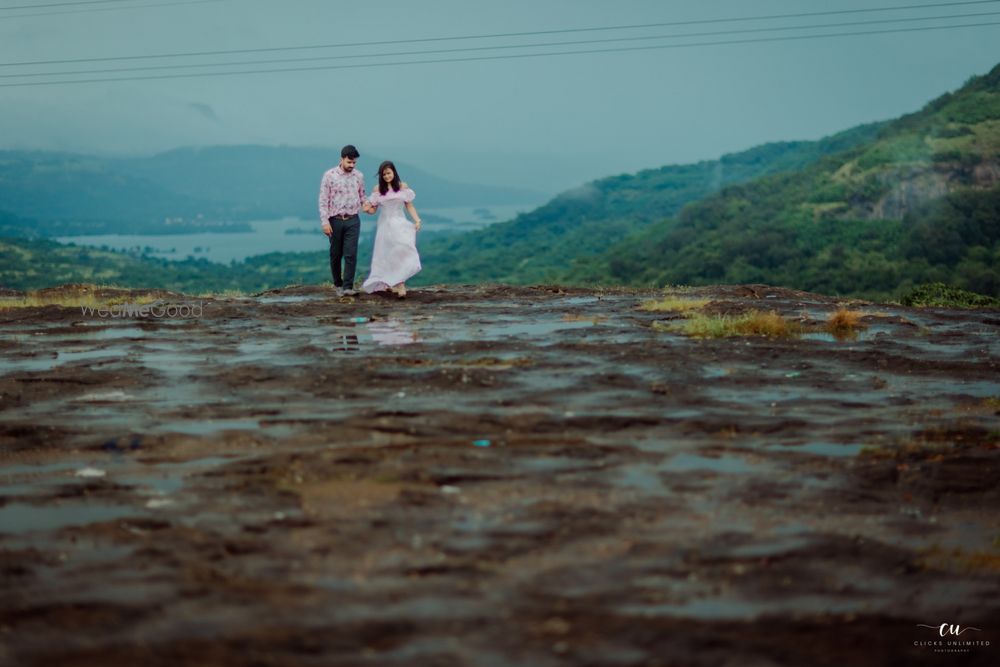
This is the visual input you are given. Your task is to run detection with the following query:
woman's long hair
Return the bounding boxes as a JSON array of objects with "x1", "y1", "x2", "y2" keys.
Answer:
[{"x1": 377, "y1": 161, "x2": 402, "y2": 195}]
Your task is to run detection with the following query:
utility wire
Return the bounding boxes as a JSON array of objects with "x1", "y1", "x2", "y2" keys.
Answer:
[
  {"x1": 1, "y1": 0, "x2": 998, "y2": 67},
  {"x1": 0, "y1": 0, "x2": 220, "y2": 20},
  {"x1": 0, "y1": 0, "x2": 139, "y2": 10},
  {"x1": 2, "y1": 19, "x2": 998, "y2": 88},
  {"x1": 4, "y1": 10, "x2": 999, "y2": 79}
]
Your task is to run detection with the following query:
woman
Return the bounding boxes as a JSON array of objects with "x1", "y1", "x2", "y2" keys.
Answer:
[{"x1": 362, "y1": 161, "x2": 423, "y2": 298}]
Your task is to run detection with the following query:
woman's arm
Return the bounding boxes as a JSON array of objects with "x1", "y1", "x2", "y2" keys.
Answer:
[
  {"x1": 397, "y1": 182, "x2": 420, "y2": 229},
  {"x1": 405, "y1": 201, "x2": 422, "y2": 230}
]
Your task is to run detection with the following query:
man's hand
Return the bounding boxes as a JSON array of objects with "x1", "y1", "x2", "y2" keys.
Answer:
[
  {"x1": 362, "y1": 202, "x2": 376, "y2": 214},
  {"x1": 321, "y1": 221, "x2": 332, "y2": 236}
]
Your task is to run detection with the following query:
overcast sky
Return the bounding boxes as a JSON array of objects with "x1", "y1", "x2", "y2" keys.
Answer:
[{"x1": 1, "y1": 0, "x2": 998, "y2": 193}]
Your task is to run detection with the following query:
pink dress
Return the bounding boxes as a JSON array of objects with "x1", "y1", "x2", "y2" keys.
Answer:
[{"x1": 362, "y1": 186, "x2": 421, "y2": 293}]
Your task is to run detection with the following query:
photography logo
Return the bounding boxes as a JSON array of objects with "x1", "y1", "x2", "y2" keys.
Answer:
[{"x1": 914, "y1": 622, "x2": 990, "y2": 654}]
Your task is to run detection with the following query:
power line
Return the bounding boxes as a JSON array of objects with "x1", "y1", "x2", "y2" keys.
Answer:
[
  {"x1": 2, "y1": 19, "x2": 997, "y2": 88},
  {"x1": 1, "y1": 0, "x2": 998, "y2": 67},
  {"x1": 0, "y1": 0, "x2": 219, "y2": 19},
  {"x1": 0, "y1": 0, "x2": 138, "y2": 9},
  {"x1": 4, "y1": 10, "x2": 999, "y2": 80}
]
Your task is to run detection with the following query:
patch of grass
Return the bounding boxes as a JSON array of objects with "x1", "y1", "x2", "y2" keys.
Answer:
[
  {"x1": 675, "y1": 310, "x2": 802, "y2": 338},
  {"x1": 825, "y1": 308, "x2": 867, "y2": 339},
  {"x1": 900, "y1": 282, "x2": 1000, "y2": 309},
  {"x1": 639, "y1": 296, "x2": 710, "y2": 313},
  {"x1": 0, "y1": 292, "x2": 159, "y2": 310}
]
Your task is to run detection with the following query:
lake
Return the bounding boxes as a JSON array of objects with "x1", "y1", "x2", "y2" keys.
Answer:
[{"x1": 54, "y1": 204, "x2": 534, "y2": 264}]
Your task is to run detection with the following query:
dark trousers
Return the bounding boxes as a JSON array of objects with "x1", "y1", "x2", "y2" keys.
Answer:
[{"x1": 327, "y1": 215, "x2": 360, "y2": 287}]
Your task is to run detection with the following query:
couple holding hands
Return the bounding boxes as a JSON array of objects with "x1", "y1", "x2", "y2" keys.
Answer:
[{"x1": 318, "y1": 144, "x2": 422, "y2": 298}]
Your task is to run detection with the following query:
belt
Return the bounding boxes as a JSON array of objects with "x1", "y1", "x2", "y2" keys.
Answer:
[{"x1": 331, "y1": 213, "x2": 358, "y2": 220}]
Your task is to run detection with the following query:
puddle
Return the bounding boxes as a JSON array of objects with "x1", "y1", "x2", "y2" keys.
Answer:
[
  {"x1": 619, "y1": 594, "x2": 872, "y2": 620},
  {"x1": 802, "y1": 324, "x2": 894, "y2": 344},
  {"x1": 517, "y1": 456, "x2": 596, "y2": 475},
  {"x1": 726, "y1": 533, "x2": 814, "y2": 558},
  {"x1": 325, "y1": 333, "x2": 361, "y2": 352},
  {"x1": 885, "y1": 377, "x2": 1000, "y2": 399},
  {"x1": 232, "y1": 339, "x2": 308, "y2": 365},
  {"x1": 0, "y1": 347, "x2": 125, "y2": 373},
  {"x1": 135, "y1": 349, "x2": 217, "y2": 379},
  {"x1": 367, "y1": 320, "x2": 419, "y2": 346},
  {"x1": 116, "y1": 456, "x2": 242, "y2": 495},
  {"x1": 0, "y1": 455, "x2": 246, "y2": 510},
  {"x1": 0, "y1": 461, "x2": 81, "y2": 477},
  {"x1": 702, "y1": 365, "x2": 735, "y2": 378},
  {"x1": 152, "y1": 419, "x2": 276, "y2": 435},
  {"x1": 768, "y1": 441, "x2": 865, "y2": 458},
  {"x1": 615, "y1": 463, "x2": 669, "y2": 493},
  {"x1": 78, "y1": 326, "x2": 151, "y2": 340},
  {"x1": 661, "y1": 454, "x2": 763, "y2": 474},
  {"x1": 0, "y1": 502, "x2": 139, "y2": 535}
]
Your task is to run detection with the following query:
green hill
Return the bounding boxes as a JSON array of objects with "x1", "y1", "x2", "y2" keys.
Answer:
[
  {"x1": 413, "y1": 122, "x2": 885, "y2": 285},
  {"x1": 0, "y1": 147, "x2": 543, "y2": 237},
  {"x1": 561, "y1": 63, "x2": 1000, "y2": 299},
  {"x1": 0, "y1": 227, "x2": 328, "y2": 293}
]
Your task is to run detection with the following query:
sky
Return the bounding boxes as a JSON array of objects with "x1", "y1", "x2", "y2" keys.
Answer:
[{"x1": 1, "y1": 0, "x2": 999, "y2": 194}]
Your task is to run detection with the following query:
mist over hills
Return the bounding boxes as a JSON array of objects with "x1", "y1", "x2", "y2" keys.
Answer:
[
  {"x1": 0, "y1": 146, "x2": 544, "y2": 236},
  {"x1": 2, "y1": 63, "x2": 998, "y2": 300}
]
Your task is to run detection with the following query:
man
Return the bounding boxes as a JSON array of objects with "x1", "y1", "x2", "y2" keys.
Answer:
[{"x1": 319, "y1": 145, "x2": 374, "y2": 296}]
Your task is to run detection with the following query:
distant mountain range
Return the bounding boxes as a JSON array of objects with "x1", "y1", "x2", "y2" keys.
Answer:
[
  {"x1": 0, "y1": 146, "x2": 545, "y2": 236},
  {"x1": 3, "y1": 63, "x2": 998, "y2": 299}
]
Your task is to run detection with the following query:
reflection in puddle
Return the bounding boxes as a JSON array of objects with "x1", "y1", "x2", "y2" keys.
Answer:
[
  {"x1": 330, "y1": 333, "x2": 360, "y2": 352},
  {"x1": 367, "y1": 319, "x2": 419, "y2": 346}
]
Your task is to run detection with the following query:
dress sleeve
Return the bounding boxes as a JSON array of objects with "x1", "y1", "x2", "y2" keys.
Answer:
[
  {"x1": 367, "y1": 187, "x2": 380, "y2": 206},
  {"x1": 383, "y1": 187, "x2": 414, "y2": 202}
]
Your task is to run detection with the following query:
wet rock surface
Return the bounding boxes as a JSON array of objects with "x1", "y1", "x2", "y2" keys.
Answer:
[{"x1": 0, "y1": 284, "x2": 998, "y2": 666}]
